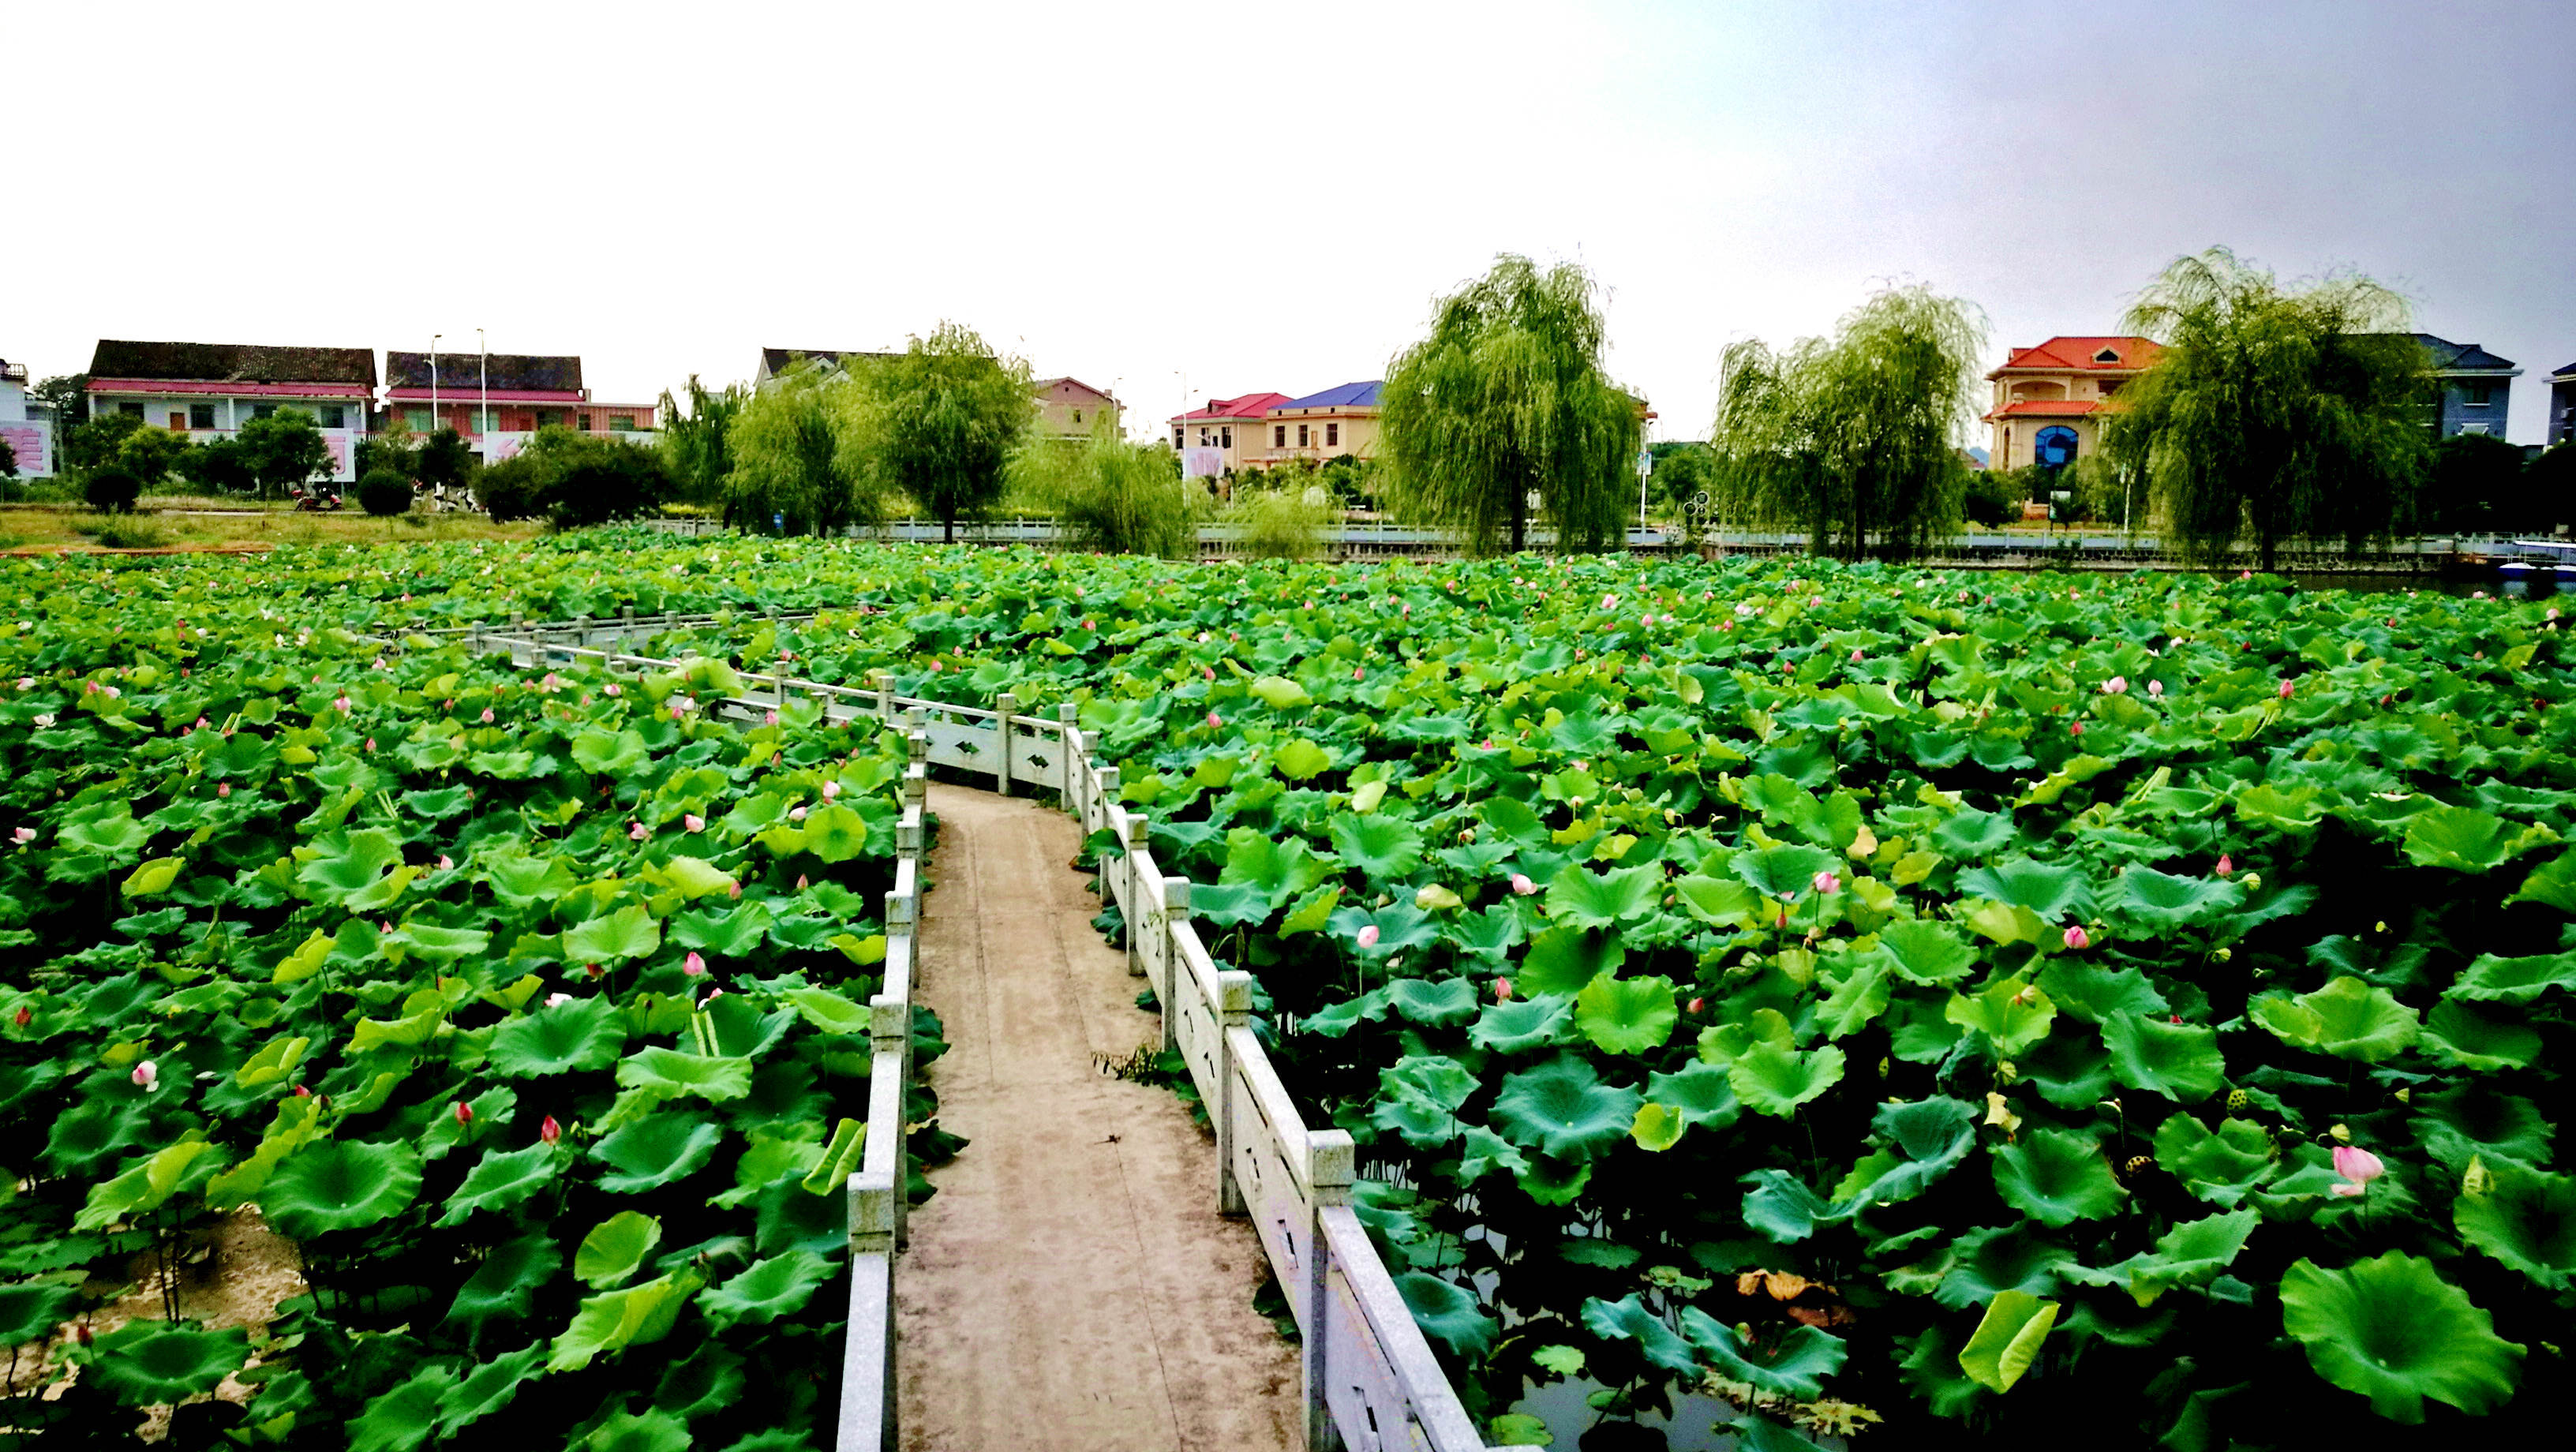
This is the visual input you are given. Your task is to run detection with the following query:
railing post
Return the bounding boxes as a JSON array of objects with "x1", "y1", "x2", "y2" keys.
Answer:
[
  {"x1": 1093, "y1": 767, "x2": 1120, "y2": 840},
  {"x1": 1056, "y1": 703, "x2": 1080, "y2": 805},
  {"x1": 1215, "y1": 967, "x2": 1251, "y2": 1214},
  {"x1": 871, "y1": 993, "x2": 911, "y2": 1251},
  {"x1": 994, "y1": 692, "x2": 1019, "y2": 797},
  {"x1": 1306, "y1": 1129, "x2": 1355, "y2": 1452},
  {"x1": 874, "y1": 669, "x2": 896, "y2": 724},
  {"x1": 1157, "y1": 874, "x2": 1188, "y2": 1037}
]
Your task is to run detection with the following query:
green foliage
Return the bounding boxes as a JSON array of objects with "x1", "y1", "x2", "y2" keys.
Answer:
[
  {"x1": 476, "y1": 427, "x2": 671, "y2": 528},
  {"x1": 723, "y1": 361, "x2": 872, "y2": 535},
  {"x1": 1380, "y1": 253, "x2": 1642, "y2": 554},
  {"x1": 177, "y1": 434, "x2": 257, "y2": 494},
  {"x1": 1228, "y1": 481, "x2": 1335, "y2": 560},
  {"x1": 112, "y1": 424, "x2": 189, "y2": 487},
  {"x1": 234, "y1": 410, "x2": 334, "y2": 498},
  {"x1": 64, "y1": 408, "x2": 144, "y2": 472},
  {"x1": 84, "y1": 462, "x2": 141, "y2": 513},
  {"x1": 2101, "y1": 246, "x2": 2432, "y2": 569},
  {"x1": 2278, "y1": 1252, "x2": 2524, "y2": 1422},
  {"x1": 660, "y1": 375, "x2": 747, "y2": 507},
  {"x1": 1707, "y1": 283, "x2": 1986, "y2": 560},
  {"x1": 837, "y1": 322, "x2": 1033, "y2": 541},
  {"x1": 1012, "y1": 423, "x2": 1201, "y2": 557},
  {"x1": 358, "y1": 467, "x2": 416, "y2": 517}
]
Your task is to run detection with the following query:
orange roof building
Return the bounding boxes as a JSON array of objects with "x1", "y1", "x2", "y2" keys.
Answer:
[{"x1": 1982, "y1": 335, "x2": 2163, "y2": 473}]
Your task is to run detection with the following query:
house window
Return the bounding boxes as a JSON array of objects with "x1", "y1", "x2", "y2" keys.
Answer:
[
  {"x1": 2097, "y1": 380, "x2": 2122, "y2": 399},
  {"x1": 1327, "y1": 422, "x2": 1339, "y2": 447},
  {"x1": 1174, "y1": 428, "x2": 1184, "y2": 448},
  {"x1": 611, "y1": 414, "x2": 635, "y2": 432},
  {"x1": 406, "y1": 408, "x2": 432, "y2": 432},
  {"x1": 190, "y1": 404, "x2": 216, "y2": 430},
  {"x1": 118, "y1": 402, "x2": 144, "y2": 418},
  {"x1": 2462, "y1": 424, "x2": 2493, "y2": 436},
  {"x1": 1275, "y1": 425, "x2": 1286, "y2": 447},
  {"x1": 1073, "y1": 409, "x2": 1083, "y2": 424},
  {"x1": 1297, "y1": 424, "x2": 1309, "y2": 447},
  {"x1": 2466, "y1": 383, "x2": 2493, "y2": 406},
  {"x1": 253, "y1": 404, "x2": 279, "y2": 419},
  {"x1": 317, "y1": 406, "x2": 346, "y2": 428},
  {"x1": 2093, "y1": 348, "x2": 2121, "y2": 364},
  {"x1": 1220, "y1": 426, "x2": 1231, "y2": 448}
]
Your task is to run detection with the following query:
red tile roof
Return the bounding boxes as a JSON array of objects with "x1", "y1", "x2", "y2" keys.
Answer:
[
  {"x1": 1983, "y1": 399, "x2": 2106, "y2": 420},
  {"x1": 1171, "y1": 392, "x2": 1290, "y2": 421},
  {"x1": 1989, "y1": 336, "x2": 2163, "y2": 377}
]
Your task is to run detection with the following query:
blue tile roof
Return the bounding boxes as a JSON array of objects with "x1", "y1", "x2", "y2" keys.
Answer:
[
  {"x1": 2413, "y1": 335, "x2": 2517, "y2": 372},
  {"x1": 1274, "y1": 380, "x2": 1383, "y2": 411}
]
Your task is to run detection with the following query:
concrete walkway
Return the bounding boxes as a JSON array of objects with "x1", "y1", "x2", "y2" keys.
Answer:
[{"x1": 895, "y1": 784, "x2": 1302, "y2": 1452}]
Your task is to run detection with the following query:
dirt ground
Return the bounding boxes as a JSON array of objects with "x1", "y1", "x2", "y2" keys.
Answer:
[
  {"x1": 0, "y1": 499, "x2": 539, "y2": 553},
  {"x1": 897, "y1": 784, "x2": 1303, "y2": 1452}
]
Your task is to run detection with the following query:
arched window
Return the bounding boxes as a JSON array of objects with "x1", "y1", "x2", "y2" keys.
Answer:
[{"x1": 2034, "y1": 425, "x2": 2079, "y2": 470}]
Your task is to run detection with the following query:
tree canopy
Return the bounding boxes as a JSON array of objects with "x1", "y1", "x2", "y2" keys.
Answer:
[
  {"x1": 1706, "y1": 284, "x2": 1986, "y2": 560},
  {"x1": 1007, "y1": 423, "x2": 1199, "y2": 557},
  {"x1": 1380, "y1": 254, "x2": 1642, "y2": 554},
  {"x1": 2099, "y1": 246, "x2": 2432, "y2": 570},
  {"x1": 235, "y1": 411, "x2": 332, "y2": 498},
  {"x1": 659, "y1": 375, "x2": 745, "y2": 508},
  {"x1": 837, "y1": 323, "x2": 1032, "y2": 542},
  {"x1": 722, "y1": 363, "x2": 867, "y2": 536},
  {"x1": 476, "y1": 427, "x2": 669, "y2": 528}
]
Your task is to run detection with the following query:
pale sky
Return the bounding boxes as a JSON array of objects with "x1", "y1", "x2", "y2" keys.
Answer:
[{"x1": 10, "y1": 0, "x2": 2571, "y2": 443}]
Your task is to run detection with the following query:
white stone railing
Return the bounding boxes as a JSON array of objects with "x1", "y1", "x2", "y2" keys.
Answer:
[{"x1": 444, "y1": 613, "x2": 1527, "y2": 1452}]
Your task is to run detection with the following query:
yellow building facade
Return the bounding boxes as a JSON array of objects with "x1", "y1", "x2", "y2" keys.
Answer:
[{"x1": 1983, "y1": 335, "x2": 2162, "y2": 473}]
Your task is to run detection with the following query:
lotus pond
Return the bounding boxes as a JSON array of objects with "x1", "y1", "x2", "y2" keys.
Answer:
[{"x1": 5, "y1": 532, "x2": 2572, "y2": 1450}]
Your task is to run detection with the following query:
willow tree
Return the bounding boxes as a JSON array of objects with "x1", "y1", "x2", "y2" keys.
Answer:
[
  {"x1": 837, "y1": 322, "x2": 1034, "y2": 542},
  {"x1": 1380, "y1": 255, "x2": 1641, "y2": 555},
  {"x1": 723, "y1": 361, "x2": 871, "y2": 535},
  {"x1": 1006, "y1": 421, "x2": 1202, "y2": 558},
  {"x1": 1707, "y1": 285, "x2": 1984, "y2": 561},
  {"x1": 2100, "y1": 247, "x2": 2432, "y2": 571},
  {"x1": 658, "y1": 375, "x2": 747, "y2": 509}
]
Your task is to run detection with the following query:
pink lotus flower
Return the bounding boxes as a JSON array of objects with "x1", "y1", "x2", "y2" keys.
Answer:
[
  {"x1": 292, "y1": 1084, "x2": 309, "y2": 1097},
  {"x1": 479, "y1": 707, "x2": 495, "y2": 724},
  {"x1": 683, "y1": 952, "x2": 708, "y2": 977},
  {"x1": 1850, "y1": 649, "x2": 1863, "y2": 662},
  {"x1": 684, "y1": 814, "x2": 706, "y2": 833},
  {"x1": 132, "y1": 1061, "x2": 158, "y2": 1092},
  {"x1": 2216, "y1": 854, "x2": 2234, "y2": 876},
  {"x1": 333, "y1": 696, "x2": 352, "y2": 713},
  {"x1": 2070, "y1": 722, "x2": 2084, "y2": 737},
  {"x1": 1812, "y1": 870, "x2": 1840, "y2": 894},
  {"x1": 2330, "y1": 1145, "x2": 2385, "y2": 1198},
  {"x1": 2278, "y1": 680, "x2": 2294, "y2": 699},
  {"x1": 628, "y1": 821, "x2": 647, "y2": 841},
  {"x1": 1510, "y1": 873, "x2": 1537, "y2": 896},
  {"x1": 2148, "y1": 680, "x2": 2164, "y2": 697},
  {"x1": 437, "y1": 855, "x2": 454, "y2": 871},
  {"x1": 795, "y1": 874, "x2": 810, "y2": 890},
  {"x1": 364, "y1": 737, "x2": 376, "y2": 752},
  {"x1": 31, "y1": 713, "x2": 52, "y2": 728},
  {"x1": 1206, "y1": 711, "x2": 1222, "y2": 729},
  {"x1": 727, "y1": 878, "x2": 743, "y2": 900},
  {"x1": 1353, "y1": 667, "x2": 1364, "y2": 680},
  {"x1": 545, "y1": 993, "x2": 573, "y2": 1007},
  {"x1": 764, "y1": 709, "x2": 780, "y2": 725},
  {"x1": 789, "y1": 806, "x2": 808, "y2": 821},
  {"x1": 454, "y1": 1101, "x2": 473, "y2": 1125},
  {"x1": 540, "y1": 1115, "x2": 562, "y2": 1145},
  {"x1": 605, "y1": 683, "x2": 620, "y2": 697},
  {"x1": 2102, "y1": 676, "x2": 2127, "y2": 695},
  {"x1": 2063, "y1": 925, "x2": 2091, "y2": 950},
  {"x1": 1687, "y1": 997, "x2": 1706, "y2": 1014},
  {"x1": 1356, "y1": 924, "x2": 1381, "y2": 949},
  {"x1": 14, "y1": 678, "x2": 29, "y2": 690},
  {"x1": 9, "y1": 827, "x2": 31, "y2": 845},
  {"x1": 13, "y1": 1005, "x2": 29, "y2": 1027},
  {"x1": 1495, "y1": 978, "x2": 1513, "y2": 1001},
  {"x1": 218, "y1": 783, "x2": 230, "y2": 798},
  {"x1": 822, "y1": 780, "x2": 841, "y2": 801}
]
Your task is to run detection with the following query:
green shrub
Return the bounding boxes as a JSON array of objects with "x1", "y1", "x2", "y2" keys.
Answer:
[
  {"x1": 1230, "y1": 485, "x2": 1333, "y2": 560},
  {"x1": 84, "y1": 464, "x2": 141, "y2": 514},
  {"x1": 356, "y1": 469, "x2": 415, "y2": 517}
]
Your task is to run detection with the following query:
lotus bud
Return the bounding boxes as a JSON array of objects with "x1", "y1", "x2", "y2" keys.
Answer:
[
  {"x1": 822, "y1": 780, "x2": 841, "y2": 800},
  {"x1": 1811, "y1": 870, "x2": 1840, "y2": 895},
  {"x1": 789, "y1": 806, "x2": 808, "y2": 821},
  {"x1": 437, "y1": 855, "x2": 454, "y2": 871},
  {"x1": 1356, "y1": 924, "x2": 1381, "y2": 949},
  {"x1": 684, "y1": 814, "x2": 706, "y2": 833},
  {"x1": 629, "y1": 821, "x2": 648, "y2": 841},
  {"x1": 541, "y1": 1115, "x2": 562, "y2": 1145},
  {"x1": 1511, "y1": 873, "x2": 1537, "y2": 896},
  {"x1": 13, "y1": 1005, "x2": 28, "y2": 1027},
  {"x1": 2278, "y1": 679, "x2": 2293, "y2": 698},
  {"x1": 132, "y1": 1061, "x2": 159, "y2": 1091},
  {"x1": 545, "y1": 993, "x2": 572, "y2": 1007},
  {"x1": 586, "y1": 964, "x2": 603, "y2": 979},
  {"x1": 684, "y1": 952, "x2": 708, "y2": 977},
  {"x1": 479, "y1": 707, "x2": 495, "y2": 724},
  {"x1": 727, "y1": 878, "x2": 743, "y2": 900},
  {"x1": 292, "y1": 1084, "x2": 309, "y2": 1096},
  {"x1": 795, "y1": 874, "x2": 810, "y2": 890},
  {"x1": 2328, "y1": 1144, "x2": 2385, "y2": 1198},
  {"x1": 605, "y1": 683, "x2": 620, "y2": 696},
  {"x1": 9, "y1": 827, "x2": 31, "y2": 845},
  {"x1": 2239, "y1": 872, "x2": 2261, "y2": 891},
  {"x1": 2215, "y1": 854, "x2": 2233, "y2": 877},
  {"x1": 1687, "y1": 997, "x2": 1705, "y2": 1014},
  {"x1": 455, "y1": 1101, "x2": 474, "y2": 1125},
  {"x1": 1495, "y1": 978, "x2": 1513, "y2": 1002},
  {"x1": 2063, "y1": 925, "x2": 2091, "y2": 950},
  {"x1": 365, "y1": 737, "x2": 376, "y2": 751},
  {"x1": 1206, "y1": 711, "x2": 1222, "y2": 729}
]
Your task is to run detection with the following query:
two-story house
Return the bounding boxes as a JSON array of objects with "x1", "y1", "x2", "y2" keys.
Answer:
[
  {"x1": 87, "y1": 339, "x2": 375, "y2": 482},
  {"x1": 0, "y1": 357, "x2": 55, "y2": 477},
  {"x1": 1257, "y1": 381, "x2": 1383, "y2": 467},
  {"x1": 2550, "y1": 361, "x2": 2575, "y2": 448},
  {"x1": 1170, "y1": 393, "x2": 1292, "y2": 479},
  {"x1": 380, "y1": 352, "x2": 656, "y2": 462},
  {"x1": 1033, "y1": 377, "x2": 1121, "y2": 443},
  {"x1": 2414, "y1": 335, "x2": 2518, "y2": 439},
  {"x1": 1981, "y1": 336, "x2": 2163, "y2": 473}
]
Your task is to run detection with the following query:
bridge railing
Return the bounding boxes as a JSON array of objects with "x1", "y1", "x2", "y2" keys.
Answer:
[{"x1": 449, "y1": 612, "x2": 1533, "y2": 1452}]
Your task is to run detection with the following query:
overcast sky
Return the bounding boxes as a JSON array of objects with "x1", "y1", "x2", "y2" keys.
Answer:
[{"x1": 10, "y1": 0, "x2": 2570, "y2": 443}]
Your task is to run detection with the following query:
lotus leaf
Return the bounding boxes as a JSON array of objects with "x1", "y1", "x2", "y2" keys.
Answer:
[
  {"x1": 2454, "y1": 1163, "x2": 2576, "y2": 1290},
  {"x1": 1679, "y1": 1308, "x2": 1847, "y2": 1398},
  {"x1": 1581, "y1": 1293, "x2": 1698, "y2": 1374},
  {"x1": 1729, "y1": 1041, "x2": 1847, "y2": 1117},
  {"x1": 2278, "y1": 1252, "x2": 2524, "y2": 1422},
  {"x1": 84, "y1": 1320, "x2": 249, "y2": 1405},
  {"x1": 265, "y1": 1140, "x2": 423, "y2": 1240},
  {"x1": 1573, "y1": 972, "x2": 1677, "y2": 1054},
  {"x1": 436, "y1": 1143, "x2": 563, "y2": 1228},
  {"x1": 1395, "y1": 1272, "x2": 1496, "y2": 1360},
  {"x1": 1991, "y1": 1129, "x2": 2126, "y2": 1226},
  {"x1": 549, "y1": 1269, "x2": 702, "y2": 1372},
  {"x1": 1490, "y1": 1053, "x2": 1642, "y2": 1160},
  {"x1": 575, "y1": 1210, "x2": 665, "y2": 1288},
  {"x1": 488, "y1": 997, "x2": 626, "y2": 1076},
  {"x1": 350, "y1": 1366, "x2": 458, "y2": 1452},
  {"x1": 2103, "y1": 1011, "x2": 2227, "y2": 1101},
  {"x1": 1956, "y1": 1289, "x2": 2057, "y2": 1393},
  {"x1": 592, "y1": 1113, "x2": 727, "y2": 1193}
]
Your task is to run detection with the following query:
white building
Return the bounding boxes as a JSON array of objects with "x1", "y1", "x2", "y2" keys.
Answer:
[
  {"x1": 86, "y1": 339, "x2": 374, "y2": 483},
  {"x1": 0, "y1": 357, "x2": 55, "y2": 477}
]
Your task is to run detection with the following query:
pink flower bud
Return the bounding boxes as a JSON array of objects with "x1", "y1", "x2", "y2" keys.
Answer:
[
  {"x1": 454, "y1": 1101, "x2": 473, "y2": 1125},
  {"x1": 2278, "y1": 680, "x2": 2294, "y2": 699},
  {"x1": 2071, "y1": 722, "x2": 2084, "y2": 736},
  {"x1": 9, "y1": 827, "x2": 32, "y2": 844},
  {"x1": 365, "y1": 737, "x2": 376, "y2": 752},
  {"x1": 131, "y1": 1061, "x2": 158, "y2": 1091},
  {"x1": 479, "y1": 707, "x2": 495, "y2": 724},
  {"x1": 2063, "y1": 925, "x2": 2090, "y2": 950},
  {"x1": 684, "y1": 952, "x2": 707, "y2": 977},
  {"x1": 1206, "y1": 711, "x2": 1222, "y2": 729},
  {"x1": 2148, "y1": 679, "x2": 2164, "y2": 697},
  {"x1": 684, "y1": 814, "x2": 706, "y2": 833},
  {"x1": 727, "y1": 878, "x2": 743, "y2": 900},
  {"x1": 795, "y1": 874, "x2": 810, "y2": 890},
  {"x1": 13, "y1": 1005, "x2": 29, "y2": 1027},
  {"x1": 1687, "y1": 997, "x2": 1706, "y2": 1015},
  {"x1": 540, "y1": 1115, "x2": 562, "y2": 1145},
  {"x1": 822, "y1": 780, "x2": 841, "y2": 800},
  {"x1": 436, "y1": 855, "x2": 454, "y2": 871},
  {"x1": 1510, "y1": 873, "x2": 1537, "y2": 896},
  {"x1": 2216, "y1": 855, "x2": 2233, "y2": 877},
  {"x1": 1850, "y1": 649, "x2": 1863, "y2": 662},
  {"x1": 789, "y1": 806, "x2": 808, "y2": 821},
  {"x1": 1356, "y1": 924, "x2": 1381, "y2": 949},
  {"x1": 2329, "y1": 1144, "x2": 2384, "y2": 1196},
  {"x1": 629, "y1": 821, "x2": 647, "y2": 841},
  {"x1": 605, "y1": 683, "x2": 620, "y2": 697},
  {"x1": 545, "y1": 993, "x2": 572, "y2": 1007}
]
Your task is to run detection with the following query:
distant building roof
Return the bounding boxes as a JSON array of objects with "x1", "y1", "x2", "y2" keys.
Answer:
[
  {"x1": 1988, "y1": 337, "x2": 2162, "y2": 377},
  {"x1": 385, "y1": 352, "x2": 583, "y2": 397},
  {"x1": 1272, "y1": 380, "x2": 1383, "y2": 413},
  {"x1": 1172, "y1": 392, "x2": 1290, "y2": 422},
  {"x1": 1984, "y1": 399, "x2": 2106, "y2": 420},
  {"x1": 88, "y1": 339, "x2": 375, "y2": 389},
  {"x1": 759, "y1": 347, "x2": 899, "y2": 378},
  {"x1": 1035, "y1": 376, "x2": 1120, "y2": 404},
  {"x1": 2413, "y1": 335, "x2": 2518, "y2": 374},
  {"x1": 2552, "y1": 361, "x2": 2576, "y2": 381}
]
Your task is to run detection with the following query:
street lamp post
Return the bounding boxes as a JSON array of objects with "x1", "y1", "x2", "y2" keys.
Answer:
[
  {"x1": 477, "y1": 327, "x2": 488, "y2": 442},
  {"x1": 429, "y1": 334, "x2": 442, "y2": 442}
]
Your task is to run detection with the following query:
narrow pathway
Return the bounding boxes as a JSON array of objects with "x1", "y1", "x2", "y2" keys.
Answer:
[{"x1": 895, "y1": 784, "x2": 1303, "y2": 1452}]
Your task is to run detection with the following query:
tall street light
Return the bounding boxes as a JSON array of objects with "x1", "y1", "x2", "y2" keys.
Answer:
[
  {"x1": 477, "y1": 327, "x2": 489, "y2": 442},
  {"x1": 430, "y1": 334, "x2": 442, "y2": 440}
]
